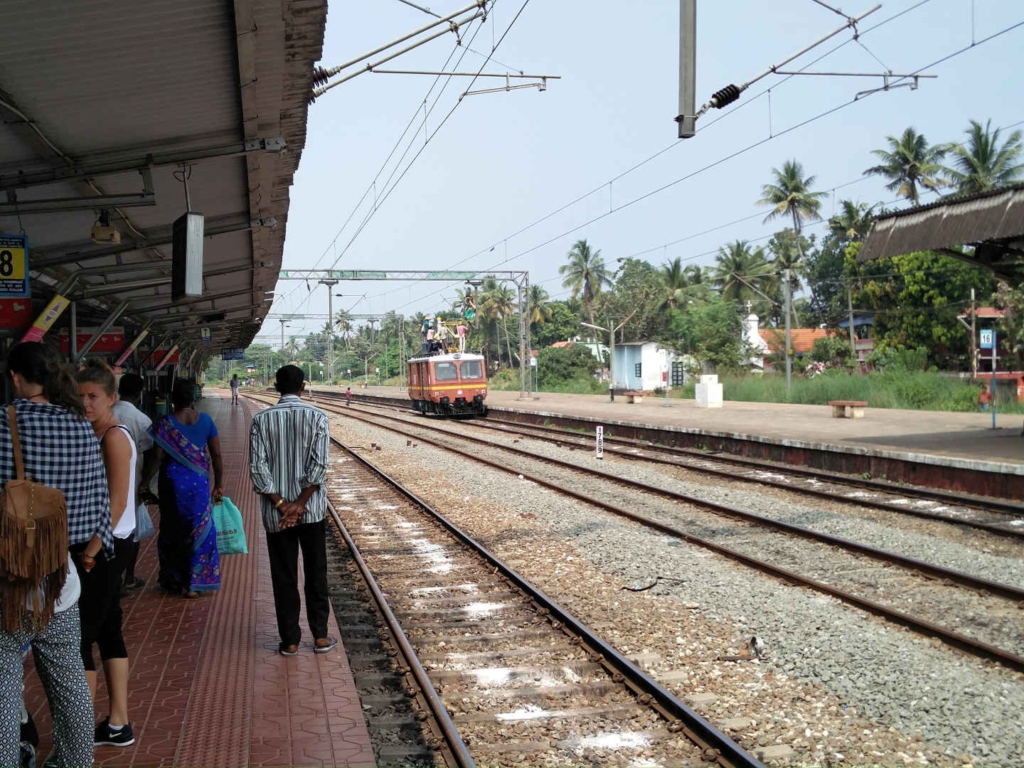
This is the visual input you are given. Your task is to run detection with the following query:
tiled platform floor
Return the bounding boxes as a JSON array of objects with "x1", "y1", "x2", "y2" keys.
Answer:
[{"x1": 24, "y1": 395, "x2": 374, "y2": 768}]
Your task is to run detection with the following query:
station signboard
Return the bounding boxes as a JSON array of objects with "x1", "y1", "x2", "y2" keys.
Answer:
[
  {"x1": 153, "y1": 348, "x2": 180, "y2": 365},
  {"x1": 0, "y1": 234, "x2": 29, "y2": 298},
  {"x1": 222, "y1": 347, "x2": 245, "y2": 361},
  {"x1": 980, "y1": 329, "x2": 995, "y2": 350}
]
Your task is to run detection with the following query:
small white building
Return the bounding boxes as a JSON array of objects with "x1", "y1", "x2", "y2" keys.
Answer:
[{"x1": 612, "y1": 341, "x2": 680, "y2": 391}]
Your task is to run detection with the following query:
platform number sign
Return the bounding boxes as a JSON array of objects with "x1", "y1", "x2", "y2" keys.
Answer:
[
  {"x1": 595, "y1": 426, "x2": 604, "y2": 460},
  {"x1": 980, "y1": 329, "x2": 995, "y2": 349},
  {"x1": 0, "y1": 234, "x2": 29, "y2": 298}
]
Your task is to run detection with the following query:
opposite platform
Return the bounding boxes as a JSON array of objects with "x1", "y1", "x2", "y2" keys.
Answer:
[{"x1": 24, "y1": 394, "x2": 374, "y2": 768}]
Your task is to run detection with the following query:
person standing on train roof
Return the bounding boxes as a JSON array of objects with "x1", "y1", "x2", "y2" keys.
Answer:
[
  {"x1": 421, "y1": 316, "x2": 430, "y2": 337},
  {"x1": 436, "y1": 316, "x2": 448, "y2": 347},
  {"x1": 456, "y1": 322, "x2": 468, "y2": 353},
  {"x1": 249, "y1": 365, "x2": 335, "y2": 657}
]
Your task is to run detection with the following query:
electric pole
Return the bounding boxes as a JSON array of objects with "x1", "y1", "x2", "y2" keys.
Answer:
[
  {"x1": 319, "y1": 279, "x2": 338, "y2": 385},
  {"x1": 784, "y1": 268, "x2": 792, "y2": 390},
  {"x1": 847, "y1": 282, "x2": 857, "y2": 365},
  {"x1": 971, "y1": 288, "x2": 977, "y2": 380}
]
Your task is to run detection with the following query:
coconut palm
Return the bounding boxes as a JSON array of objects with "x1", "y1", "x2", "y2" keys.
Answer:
[
  {"x1": 333, "y1": 309, "x2": 353, "y2": 349},
  {"x1": 758, "y1": 160, "x2": 828, "y2": 234},
  {"x1": 660, "y1": 257, "x2": 705, "y2": 309},
  {"x1": 527, "y1": 284, "x2": 552, "y2": 326},
  {"x1": 481, "y1": 281, "x2": 518, "y2": 367},
  {"x1": 712, "y1": 241, "x2": 773, "y2": 305},
  {"x1": 944, "y1": 119, "x2": 1024, "y2": 195},
  {"x1": 828, "y1": 200, "x2": 875, "y2": 242},
  {"x1": 863, "y1": 127, "x2": 947, "y2": 205},
  {"x1": 559, "y1": 239, "x2": 612, "y2": 322}
]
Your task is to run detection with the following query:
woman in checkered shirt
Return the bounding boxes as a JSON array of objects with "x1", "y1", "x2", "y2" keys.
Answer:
[{"x1": 1, "y1": 341, "x2": 112, "y2": 768}]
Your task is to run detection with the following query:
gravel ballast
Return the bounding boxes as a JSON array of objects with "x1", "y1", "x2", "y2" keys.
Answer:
[{"x1": 325, "y1": 410, "x2": 1024, "y2": 766}]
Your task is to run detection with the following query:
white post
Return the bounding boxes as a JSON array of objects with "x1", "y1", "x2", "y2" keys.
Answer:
[{"x1": 595, "y1": 426, "x2": 604, "y2": 460}]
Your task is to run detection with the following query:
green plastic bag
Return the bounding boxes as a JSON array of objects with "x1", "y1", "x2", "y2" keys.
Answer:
[{"x1": 212, "y1": 497, "x2": 248, "y2": 555}]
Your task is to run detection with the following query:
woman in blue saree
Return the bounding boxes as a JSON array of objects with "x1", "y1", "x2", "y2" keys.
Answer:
[{"x1": 141, "y1": 380, "x2": 224, "y2": 598}]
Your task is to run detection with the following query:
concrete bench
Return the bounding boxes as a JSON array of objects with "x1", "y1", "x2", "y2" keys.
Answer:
[
  {"x1": 829, "y1": 400, "x2": 867, "y2": 419},
  {"x1": 623, "y1": 391, "x2": 644, "y2": 404}
]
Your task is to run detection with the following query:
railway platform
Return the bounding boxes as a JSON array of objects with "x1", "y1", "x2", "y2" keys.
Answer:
[
  {"x1": 325, "y1": 385, "x2": 1024, "y2": 497},
  {"x1": 23, "y1": 394, "x2": 374, "y2": 768}
]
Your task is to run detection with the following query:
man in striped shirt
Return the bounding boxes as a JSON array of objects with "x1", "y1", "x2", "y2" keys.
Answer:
[{"x1": 248, "y1": 365, "x2": 335, "y2": 656}]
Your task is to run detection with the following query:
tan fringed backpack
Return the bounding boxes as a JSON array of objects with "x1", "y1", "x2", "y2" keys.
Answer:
[{"x1": 0, "y1": 405, "x2": 68, "y2": 632}]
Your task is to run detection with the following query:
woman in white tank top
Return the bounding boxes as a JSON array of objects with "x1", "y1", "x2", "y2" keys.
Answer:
[{"x1": 76, "y1": 361, "x2": 137, "y2": 747}]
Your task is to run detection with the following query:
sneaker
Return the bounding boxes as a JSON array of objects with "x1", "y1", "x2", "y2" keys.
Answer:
[{"x1": 94, "y1": 718, "x2": 135, "y2": 747}]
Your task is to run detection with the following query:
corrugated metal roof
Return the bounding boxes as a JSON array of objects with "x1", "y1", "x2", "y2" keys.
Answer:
[
  {"x1": 860, "y1": 184, "x2": 1024, "y2": 265},
  {"x1": 0, "y1": 0, "x2": 326, "y2": 353}
]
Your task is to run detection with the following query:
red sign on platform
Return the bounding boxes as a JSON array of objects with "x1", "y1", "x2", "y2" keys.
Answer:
[
  {"x1": 153, "y1": 348, "x2": 180, "y2": 365},
  {"x1": 0, "y1": 298, "x2": 32, "y2": 329},
  {"x1": 58, "y1": 327, "x2": 126, "y2": 355}
]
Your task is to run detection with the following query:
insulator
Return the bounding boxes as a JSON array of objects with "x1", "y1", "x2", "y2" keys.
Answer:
[
  {"x1": 312, "y1": 66, "x2": 332, "y2": 87},
  {"x1": 710, "y1": 84, "x2": 741, "y2": 109}
]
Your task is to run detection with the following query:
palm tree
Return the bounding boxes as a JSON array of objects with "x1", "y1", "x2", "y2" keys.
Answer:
[
  {"x1": 333, "y1": 309, "x2": 353, "y2": 349},
  {"x1": 481, "y1": 281, "x2": 518, "y2": 367},
  {"x1": 527, "y1": 284, "x2": 552, "y2": 326},
  {"x1": 660, "y1": 257, "x2": 706, "y2": 309},
  {"x1": 758, "y1": 160, "x2": 828, "y2": 234},
  {"x1": 828, "y1": 200, "x2": 875, "y2": 242},
  {"x1": 863, "y1": 128, "x2": 947, "y2": 205},
  {"x1": 713, "y1": 241, "x2": 773, "y2": 305},
  {"x1": 944, "y1": 119, "x2": 1024, "y2": 195},
  {"x1": 559, "y1": 239, "x2": 612, "y2": 322}
]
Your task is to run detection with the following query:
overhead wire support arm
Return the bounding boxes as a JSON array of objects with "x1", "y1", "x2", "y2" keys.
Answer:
[
  {"x1": 311, "y1": 1, "x2": 487, "y2": 100},
  {"x1": 679, "y1": 2, "x2": 881, "y2": 134}
]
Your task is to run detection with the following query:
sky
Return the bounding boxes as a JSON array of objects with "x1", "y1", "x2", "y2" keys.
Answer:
[{"x1": 256, "y1": 0, "x2": 1024, "y2": 346}]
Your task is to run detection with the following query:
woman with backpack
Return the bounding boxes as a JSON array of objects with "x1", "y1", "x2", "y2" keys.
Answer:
[
  {"x1": 0, "y1": 341, "x2": 113, "y2": 768},
  {"x1": 75, "y1": 361, "x2": 137, "y2": 748}
]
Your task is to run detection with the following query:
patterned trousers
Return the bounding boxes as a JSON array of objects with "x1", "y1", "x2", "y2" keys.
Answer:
[{"x1": 0, "y1": 604, "x2": 94, "y2": 768}]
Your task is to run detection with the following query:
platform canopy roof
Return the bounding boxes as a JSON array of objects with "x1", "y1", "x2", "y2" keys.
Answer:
[
  {"x1": 859, "y1": 184, "x2": 1024, "y2": 279},
  {"x1": 0, "y1": 0, "x2": 327, "y2": 356}
]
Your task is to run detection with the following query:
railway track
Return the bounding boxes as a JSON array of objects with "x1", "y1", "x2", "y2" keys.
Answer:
[
  {"x1": 323, "y1": 435, "x2": 761, "y2": 768},
  {"x1": 246, "y1": 391, "x2": 1024, "y2": 676},
  {"x1": 321, "y1": 391, "x2": 1024, "y2": 539}
]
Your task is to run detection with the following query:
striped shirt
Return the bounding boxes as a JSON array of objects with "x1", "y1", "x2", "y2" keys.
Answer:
[{"x1": 248, "y1": 394, "x2": 330, "y2": 533}]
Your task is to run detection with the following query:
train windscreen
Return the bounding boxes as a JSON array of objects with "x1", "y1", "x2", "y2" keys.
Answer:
[
  {"x1": 434, "y1": 362, "x2": 458, "y2": 381},
  {"x1": 460, "y1": 360, "x2": 483, "y2": 379}
]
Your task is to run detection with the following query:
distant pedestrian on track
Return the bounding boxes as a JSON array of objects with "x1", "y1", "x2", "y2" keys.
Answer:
[
  {"x1": 75, "y1": 361, "x2": 137, "y2": 747},
  {"x1": 249, "y1": 365, "x2": 335, "y2": 657},
  {"x1": 230, "y1": 374, "x2": 240, "y2": 405},
  {"x1": 141, "y1": 380, "x2": 223, "y2": 599},
  {"x1": 345, "y1": 386, "x2": 351, "y2": 407},
  {"x1": 0, "y1": 341, "x2": 111, "y2": 768},
  {"x1": 112, "y1": 374, "x2": 154, "y2": 594}
]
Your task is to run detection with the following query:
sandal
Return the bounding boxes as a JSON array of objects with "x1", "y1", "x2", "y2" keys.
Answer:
[
  {"x1": 183, "y1": 591, "x2": 203, "y2": 599},
  {"x1": 279, "y1": 644, "x2": 299, "y2": 657},
  {"x1": 314, "y1": 636, "x2": 337, "y2": 654}
]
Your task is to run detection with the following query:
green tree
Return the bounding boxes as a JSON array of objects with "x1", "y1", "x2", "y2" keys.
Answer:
[
  {"x1": 481, "y1": 280, "x2": 518, "y2": 368},
  {"x1": 533, "y1": 301, "x2": 581, "y2": 348},
  {"x1": 804, "y1": 235, "x2": 849, "y2": 328},
  {"x1": 527, "y1": 284, "x2": 553, "y2": 326},
  {"x1": 667, "y1": 294, "x2": 746, "y2": 374},
  {"x1": 596, "y1": 257, "x2": 670, "y2": 342},
  {"x1": 863, "y1": 127, "x2": 947, "y2": 205},
  {"x1": 852, "y1": 247, "x2": 996, "y2": 368},
  {"x1": 828, "y1": 200, "x2": 875, "y2": 242},
  {"x1": 758, "y1": 159, "x2": 827, "y2": 234},
  {"x1": 536, "y1": 345, "x2": 600, "y2": 387},
  {"x1": 944, "y1": 119, "x2": 1024, "y2": 195},
  {"x1": 713, "y1": 241, "x2": 773, "y2": 305},
  {"x1": 559, "y1": 239, "x2": 612, "y2": 322}
]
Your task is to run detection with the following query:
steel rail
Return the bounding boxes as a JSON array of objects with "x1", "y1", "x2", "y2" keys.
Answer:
[
  {"x1": 326, "y1": 495, "x2": 476, "y2": 768},
  {"x1": 253, "y1": 393, "x2": 1024, "y2": 675},
  {"x1": 329, "y1": 433, "x2": 762, "y2": 768},
  {"x1": 329, "y1": 390, "x2": 1024, "y2": 526},
  {"x1": 306, "y1": 395, "x2": 1024, "y2": 602}
]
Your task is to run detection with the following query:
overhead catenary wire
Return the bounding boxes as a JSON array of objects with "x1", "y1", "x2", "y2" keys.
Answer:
[{"x1": 281, "y1": 0, "x2": 936, "y2": 331}]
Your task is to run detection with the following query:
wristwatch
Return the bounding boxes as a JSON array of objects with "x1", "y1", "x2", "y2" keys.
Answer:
[{"x1": 274, "y1": 498, "x2": 285, "y2": 510}]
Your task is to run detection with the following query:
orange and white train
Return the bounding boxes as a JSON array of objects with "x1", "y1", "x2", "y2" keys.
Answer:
[{"x1": 407, "y1": 352, "x2": 488, "y2": 416}]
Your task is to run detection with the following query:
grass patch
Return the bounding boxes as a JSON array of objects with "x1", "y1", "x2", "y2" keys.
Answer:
[{"x1": 676, "y1": 371, "x2": 1019, "y2": 413}]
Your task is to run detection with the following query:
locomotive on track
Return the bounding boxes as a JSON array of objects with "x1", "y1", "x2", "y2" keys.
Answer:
[{"x1": 407, "y1": 351, "x2": 488, "y2": 416}]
